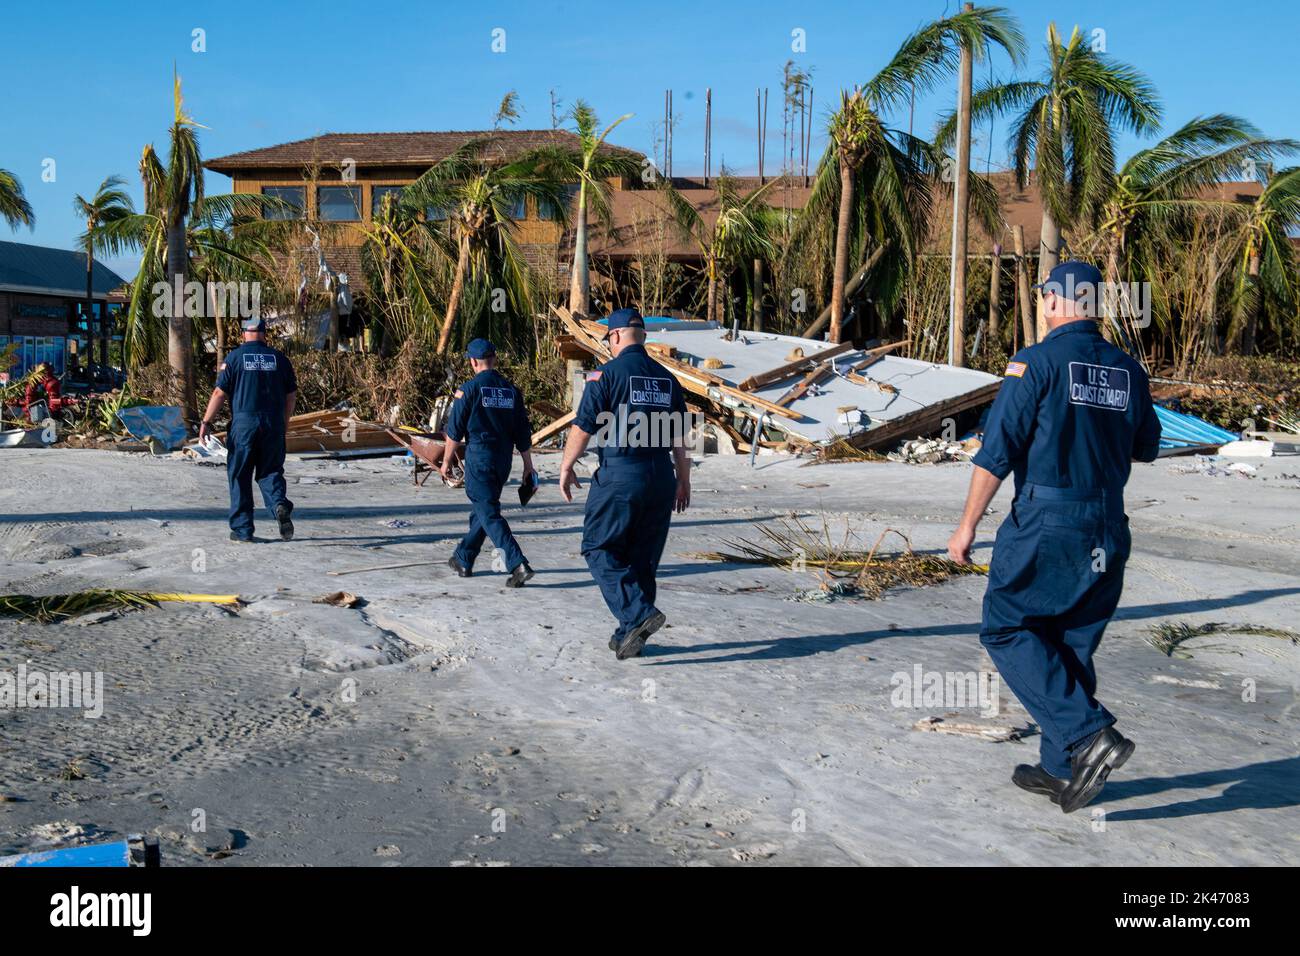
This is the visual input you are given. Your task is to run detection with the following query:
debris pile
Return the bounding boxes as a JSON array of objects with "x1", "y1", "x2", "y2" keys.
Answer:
[
  {"x1": 689, "y1": 519, "x2": 986, "y2": 600},
  {"x1": 887, "y1": 438, "x2": 977, "y2": 464}
]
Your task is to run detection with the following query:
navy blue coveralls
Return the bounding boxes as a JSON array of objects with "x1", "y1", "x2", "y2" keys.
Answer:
[
  {"x1": 444, "y1": 369, "x2": 532, "y2": 573},
  {"x1": 215, "y1": 342, "x2": 297, "y2": 538},
  {"x1": 973, "y1": 320, "x2": 1161, "y2": 778},
  {"x1": 575, "y1": 344, "x2": 687, "y2": 638}
]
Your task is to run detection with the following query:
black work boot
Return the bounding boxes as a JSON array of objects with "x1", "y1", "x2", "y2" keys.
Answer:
[
  {"x1": 1012, "y1": 764, "x2": 1069, "y2": 804},
  {"x1": 506, "y1": 563, "x2": 535, "y2": 588},
  {"x1": 615, "y1": 611, "x2": 666, "y2": 661},
  {"x1": 230, "y1": 532, "x2": 254, "y2": 543},
  {"x1": 448, "y1": 555, "x2": 472, "y2": 578},
  {"x1": 276, "y1": 502, "x2": 294, "y2": 541},
  {"x1": 1059, "y1": 727, "x2": 1135, "y2": 814},
  {"x1": 608, "y1": 631, "x2": 623, "y2": 651}
]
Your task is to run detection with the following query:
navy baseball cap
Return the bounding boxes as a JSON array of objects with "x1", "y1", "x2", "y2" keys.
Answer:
[
  {"x1": 602, "y1": 307, "x2": 645, "y2": 341},
  {"x1": 1033, "y1": 260, "x2": 1103, "y2": 299},
  {"x1": 466, "y1": 338, "x2": 496, "y2": 359},
  {"x1": 241, "y1": 317, "x2": 267, "y2": 332}
]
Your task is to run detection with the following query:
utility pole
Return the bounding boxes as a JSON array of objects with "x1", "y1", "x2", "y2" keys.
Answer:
[{"x1": 948, "y1": 1, "x2": 974, "y2": 367}]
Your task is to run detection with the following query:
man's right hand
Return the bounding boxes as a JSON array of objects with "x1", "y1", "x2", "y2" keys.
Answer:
[
  {"x1": 198, "y1": 420, "x2": 211, "y2": 443},
  {"x1": 559, "y1": 465, "x2": 581, "y2": 503}
]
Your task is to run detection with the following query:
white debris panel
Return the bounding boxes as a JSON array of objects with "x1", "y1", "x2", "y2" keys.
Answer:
[{"x1": 639, "y1": 321, "x2": 1002, "y2": 447}]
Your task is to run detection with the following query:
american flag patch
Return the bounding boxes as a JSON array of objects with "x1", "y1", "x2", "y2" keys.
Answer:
[
  {"x1": 1004, "y1": 361, "x2": 1027, "y2": 378},
  {"x1": 454, "y1": 389, "x2": 464, "y2": 399},
  {"x1": 585, "y1": 370, "x2": 603, "y2": 382}
]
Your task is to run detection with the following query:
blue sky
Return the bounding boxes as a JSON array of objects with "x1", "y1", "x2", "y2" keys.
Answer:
[{"x1": 3, "y1": 0, "x2": 1297, "y2": 278}]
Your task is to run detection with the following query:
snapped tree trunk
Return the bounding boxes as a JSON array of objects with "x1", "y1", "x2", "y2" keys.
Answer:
[
  {"x1": 829, "y1": 161, "x2": 855, "y2": 344},
  {"x1": 165, "y1": 221, "x2": 195, "y2": 422},
  {"x1": 210, "y1": 281, "x2": 227, "y2": 367},
  {"x1": 1037, "y1": 211, "x2": 1061, "y2": 342},
  {"x1": 568, "y1": 179, "x2": 590, "y2": 316},
  {"x1": 705, "y1": 258, "x2": 719, "y2": 325},
  {"x1": 753, "y1": 257, "x2": 764, "y2": 332},
  {"x1": 437, "y1": 236, "x2": 472, "y2": 356}
]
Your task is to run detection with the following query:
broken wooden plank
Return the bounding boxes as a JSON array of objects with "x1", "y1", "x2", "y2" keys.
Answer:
[
  {"x1": 838, "y1": 381, "x2": 1002, "y2": 452},
  {"x1": 532, "y1": 410, "x2": 577, "y2": 446},
  {"x1": 775, "y1": 363, "x2": 837, "y2": 406},
  {"x1": 738, "y1": 340, "x2": 855, "y2": 391}
]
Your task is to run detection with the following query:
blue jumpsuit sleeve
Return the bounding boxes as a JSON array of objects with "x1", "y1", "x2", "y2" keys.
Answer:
[
  {"x1": 445, "y1": 384, "x2": 471, "y2": 442},
  {"x1": 514, "y1": 387, "x2": 533, "y2": 452},
  {"x1": 574, "y1": 371, "x2": 608, "y2": 435},
  {"x1": 215, "y1": 358, "x2": 235, "y2": 394},
  {"x1": 1132, "y1": 370, "x2": 1162, "y2": 463},
  {"x1": 972, "y1": 356, "x2": 1044, "y2": 479}
]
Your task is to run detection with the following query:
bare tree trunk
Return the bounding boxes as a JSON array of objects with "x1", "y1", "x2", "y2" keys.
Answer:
[
  {"x1": 950, "y1": 5, "x2": 973, "y2": 366},
  {"x1": 753, "y1": 257, "x2": 764, "y2": 332},
  {"x1": 1037, "y1": 211, "x2": 1060, "y2": 342},
  {"x1": 1014, "y1": 224, "x2": 1034, "y2": 347},
  {"x1": 166, "y1": 221, "x2": 196, "y2": 422},
  {"x1": 84, "y1": 241, "x2": 97, "y2": 368},
  {"x1": 1243, "y1": 253, "x2": 1261, "y2": 356},
  {"x1": 437, "y1": 237, "x2": 472, "y2": 356},
  {"x1": 988, "y1": 245, "x2": 1001, "y2": 349},
  {"x1": 210, "y1": 281, "x2": 227, "y2": 368},
  {"x1": 830, "y1": 161, "x2": 855, "y2": 344},
  {"x1": 568, "y1": 179, "x2": 590, "y2": 316},
  {"x1": 706, "y1": 261, "x2": 718, "y2": 325}
]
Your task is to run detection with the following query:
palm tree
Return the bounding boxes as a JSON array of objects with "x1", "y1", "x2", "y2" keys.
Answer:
[
  {"x1": 1090, "y1": 115, "x2": 1298, "y2": 346},
  {"x1": 0, "y1": 168, "x2": 35, "y2": 231},
  {"x1": 405, "y1": 138, "x2": 567, "y2": 355},
  {"x1": 140, "y1": 68, "x2": 207, "y2": 419},
  {"x1": 1225, "y1": 166, "x2": 1300, "y2": 354},
  {"x1": 665, "y1": 172, "x2": 780, "y2": 326},
  {"x1": 73, "y1": 176, "x2": 135, "y2": 367},
  {"x1": 815, "y1": 6, "x2": 1023, "y2": 343},
  {"x1": 529, "y1": 100, "x2": 639, "y2": 316},
  {"x1": 941, "y1": 23, "x2": 1161, "y2": 335},
  {"x1": 360, "y1": 188, "x2": 444, "y2": 352}
]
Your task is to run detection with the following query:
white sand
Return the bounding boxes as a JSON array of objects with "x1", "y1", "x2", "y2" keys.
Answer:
[{"x1": 1, "y1": 447, "x2": 1297, "y2": 865}]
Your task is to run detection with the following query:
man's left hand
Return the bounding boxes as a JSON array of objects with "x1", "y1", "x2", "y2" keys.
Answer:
[{"x1": 947, "y1": 525, "x2": 975, "y2": 564}]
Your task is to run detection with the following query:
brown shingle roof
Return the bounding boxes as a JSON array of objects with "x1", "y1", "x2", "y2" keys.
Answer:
[
  {"x1": 206, "y1": 130, "x2": 641, "y2": 175},
  {"x1": 589, "y1": 178, "x2": 815, "y2": 259}
]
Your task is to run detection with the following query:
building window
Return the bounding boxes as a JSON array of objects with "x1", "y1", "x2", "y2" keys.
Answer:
[
  {"x1": 261, "y1": 186, "x2": 304, "y2": 220},
  {"x1": 371, "y1": 185, "x2": 406, "y2": 217},
  {"x1": 318, "y1": 185, "x2": 363, "y2": 222},
  {"x1": 507, "y1": 195, "x2": 527, "y2": 220},
  {"x1": 539, "y1": 185, "x2": 579, "y2": 221}
]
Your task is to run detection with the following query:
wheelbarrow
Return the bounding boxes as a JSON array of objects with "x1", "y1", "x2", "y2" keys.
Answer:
[{"x1": 385, "y1": 428, "x2": 464, "y2": 487}]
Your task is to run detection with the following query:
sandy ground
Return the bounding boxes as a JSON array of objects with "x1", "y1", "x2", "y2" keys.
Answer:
[{"x1": 1, "y1": 445, "x2": 1297, "y2": 866}]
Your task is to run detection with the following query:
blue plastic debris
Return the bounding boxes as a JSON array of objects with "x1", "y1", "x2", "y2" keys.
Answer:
[
  {"x1": 0, "y1": 835, "x2": 156, "y2": 867},
  {"x1": 117, "y1": 405, "x2": 188, "y2": 452},
  {"x1": 1154, "y1": 405, "x2": 1239, "y2": 450}
]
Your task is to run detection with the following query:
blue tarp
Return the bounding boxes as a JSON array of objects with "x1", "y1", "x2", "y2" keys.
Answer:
[
  {"x1": 117, "y1": 405, "x2": 188, "y2": 451},
  {"x1": 1155, "y1": 404, "x2": 1239, "y2": 449},
  {"x1": 0, "y1": 839, "x2": 134, "y2": 867}
]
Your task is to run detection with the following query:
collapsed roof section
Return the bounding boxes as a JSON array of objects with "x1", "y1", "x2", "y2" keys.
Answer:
[{"x1": 553, "y1": 308, "x2": 1002, "y2": 453}]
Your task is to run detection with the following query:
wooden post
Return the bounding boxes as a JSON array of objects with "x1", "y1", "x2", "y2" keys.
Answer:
[
  {"x1": 948, "y1": 1, "x2": 974, "y2": 368},
  {"x1": 988, "y1": 244, "x2": 1002, "y2": 351},
  {"x1": 1013, "y1": 224, "x2": 1033, "y2": 347}
]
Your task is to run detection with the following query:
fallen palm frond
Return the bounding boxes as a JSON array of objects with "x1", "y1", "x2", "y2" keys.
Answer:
[
  {"x1": 689, "y1": 517, "x2": 986, "y2": 600},
  {"x1": 814, "y1": 439, "x2": 889, "y2": 463},
  {"x1": 0, "y1": 590, "x2": 241, "y2": 624},
  {"x1": 1145, "y1": 621, "x2": 1300, "y2": 658}
]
